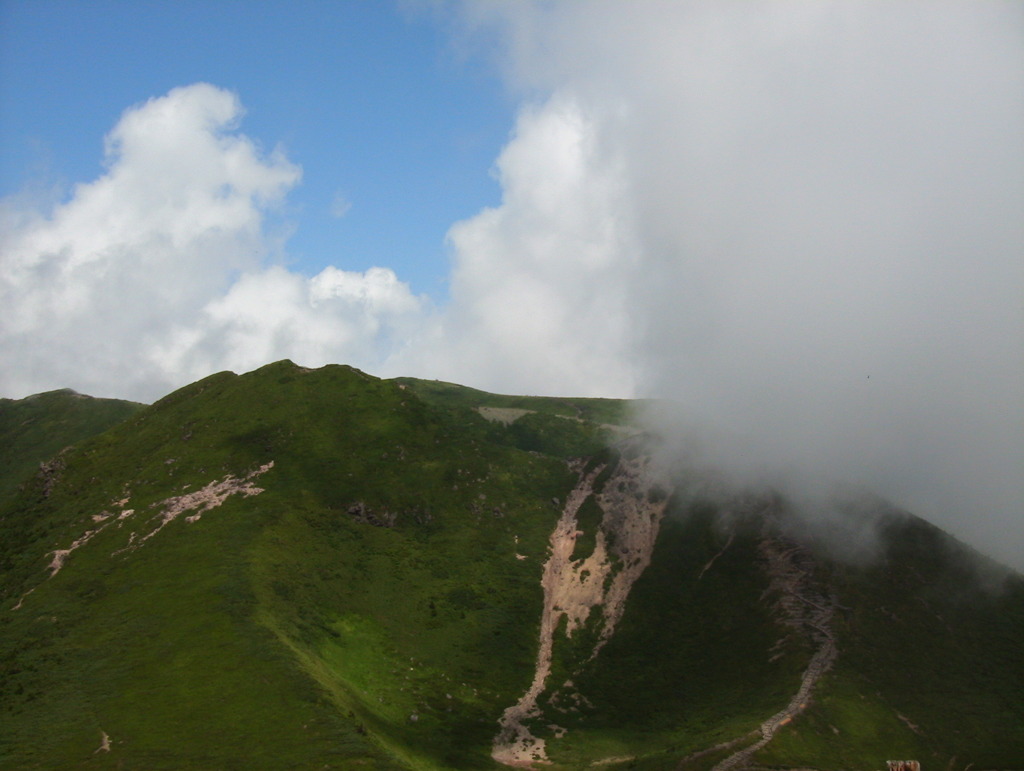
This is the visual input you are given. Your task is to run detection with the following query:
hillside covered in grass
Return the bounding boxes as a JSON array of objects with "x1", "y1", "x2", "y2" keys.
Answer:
[
  {"x1": 1, "y1": 361, "x2": 1022, "y2": 770},
  {"x1": 0, "y1": 389, "x2": 143, "y2": 509}
]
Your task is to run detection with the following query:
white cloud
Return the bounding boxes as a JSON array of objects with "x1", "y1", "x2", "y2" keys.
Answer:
[
  {"x1": 401, "y1": 95, "x2": 638, "y2": 397},
  {"x1": 152, "y1": 264, "x2": 423, "y2": 384},
  {"x1": 451, "y1": 2, "x2": 1024, "y2": 569},
  {"x1": 0, "y1": 84, "x2": 424, "y2": 401}
]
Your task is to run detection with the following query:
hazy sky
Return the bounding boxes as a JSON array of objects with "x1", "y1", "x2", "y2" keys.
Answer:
[{"x1": 1, "y1": 1, "x2": 1021, "y2": 569}]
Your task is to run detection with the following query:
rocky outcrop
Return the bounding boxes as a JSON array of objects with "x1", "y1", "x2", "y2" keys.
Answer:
[
  {"x1": 477, "y1": 406, "x2": 534, "y2": 425},
  {"x1": 886, "y1": 761, "x2": 920, "y2": 771},
  {"x1": 38, "y1": 453, "x2": 68, "y2": 498},
  {"x1": 132, "y1": 461, "x2": 274, "y2": 544},
  {"x1": 347, "y1": 501, "x2": 398, "y2": 528}
]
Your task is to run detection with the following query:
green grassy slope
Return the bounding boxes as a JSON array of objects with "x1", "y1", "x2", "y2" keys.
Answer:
[
  {"x1": 391, "y1": 377, "x2": 641, "y2": 427},
  {"x1": 758, "y1": 513, "x2": 1024, "y2": 770},
  {"x1": 0, "y1": 361, "x2": 1021, "y2": 770},
  {"x1": 0, "y1": 389, "x2": 143, "y2": 508},
  {"x1": 0, "y1": 362, "x2": 584, "y2": 769},
  {"x1": 541, "y1": 503, "x2": 810, "y2": 769}
]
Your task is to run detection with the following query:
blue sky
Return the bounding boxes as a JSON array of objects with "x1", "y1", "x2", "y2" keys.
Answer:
[
  {"x1": 0, "y1": 0, "x2": 509, "y2": 296},
  {"x1": 1, "y1": 2, "x2": 1022, "y2": 569}
]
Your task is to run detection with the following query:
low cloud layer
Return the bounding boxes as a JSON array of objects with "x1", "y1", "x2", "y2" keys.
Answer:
[
  {"x1": 458, "y1": 1, "x2": 1024, "y2": 569},
  {"x1": 1, "y1": 5, "x2": 1021, "y2": 570}
]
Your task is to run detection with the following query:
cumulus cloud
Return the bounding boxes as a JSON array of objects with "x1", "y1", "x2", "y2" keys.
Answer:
[
  {"x1": 403, "y1": 95, "x2": 638, "y2": 397},
  {"x1": 452, "y1": 2, "x2": 1024, "y2": 569},
  {"x1": 157, "y1": 264, "x2": 423, "y2": 380},
  {"x1": 0, "y1": 83, "x2": 423, "y2": 401}
]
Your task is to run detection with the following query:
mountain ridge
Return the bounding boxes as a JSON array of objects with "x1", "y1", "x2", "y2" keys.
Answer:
[
  {"x1": 1, "y1": 360, "x2": 1021, "y2": 769},
  {"x1": 0, "y1": 387, "x2": 143, "y2": 511}
]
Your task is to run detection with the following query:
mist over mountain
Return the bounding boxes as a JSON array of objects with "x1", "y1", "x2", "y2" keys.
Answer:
[
  {"x1": 468, "y1": 1, "x2": 1024, "y2": 578},
  {"x1": 2, "y1": 361, "x2": 1021, "y2": 770},
  {"x1": 4, "y1": 12, "x2": 1019, "y2": 769},
  {"x1": 4, "y1": 5, "x2": 1020, "y2": 576}
]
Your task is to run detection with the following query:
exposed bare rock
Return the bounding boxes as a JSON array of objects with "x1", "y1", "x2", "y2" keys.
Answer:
[
  {"x1": 589, "y1": 452, "x2": 671, "y2": 656},
  {"x1": 477, "y1": 406, "x2": 534, "y2": 425},
  {"x1": 38, "y1": 453, "x2": 67, "y2": 498},
  {"x1": 94, "y1": 731, "x2": 111, "y2": 753},
  {"x1": 697, "y1": 532, "x2": 735, "y2": 581},
  {"x1": 347, "y1": 501, "x2": 397, "y2": 528},
  {"x1": 491, "y1": 463, "x2": 604, "y2": 768},
  {"x1": 492, "y1": 445, "x2": 671, "y2": 767},
  {"x1": 137, "y1": 461, "x2": 274, "y2": 544},
  {"x1": 13, "y1": 463, "x2": 274, "y2": 609},
  {"x1": 48, "y1": 529, "x2": 104, "y2": 577}
]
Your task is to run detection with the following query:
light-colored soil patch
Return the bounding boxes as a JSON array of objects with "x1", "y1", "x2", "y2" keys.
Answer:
[
  {"x1": 477, "y1": 406, "x2": 534, "y2": 425},
  {"x1": 492, "y1": 449, "x2": 670, "y2": 767},
  {"x1": 491, "y1": 463, "x2": 604, "y2": 767},
  {"x1": 135, "y1": 461, "x2": 274, "y2": 545},
  {"x1": 48, "y1": 526, "x2": 109, "y2": 577},
  {"x1": 588, "y1": 453, "x2": 670, "y2": 657},
  {"x1": 13, "y1": 463, "x2": 274, "y2": 610},
  {"x1": 10, "y1": 587, "x2": 35, "y2": 611}
]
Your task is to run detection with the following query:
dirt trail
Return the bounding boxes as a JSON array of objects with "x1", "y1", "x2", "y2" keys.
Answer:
[
  {"x1": 492, "y1": 448, "x2": 670, "y2": 767},
  {"x1": 697, "y1": 532, "x2": 735, "y2": 581},
  {"x1": 705, "y1": 521, "x2": 837, "y2": 771}
]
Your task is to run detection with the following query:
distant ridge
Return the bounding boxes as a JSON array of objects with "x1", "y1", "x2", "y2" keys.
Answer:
[{"x1": 0, "y1": 388, "x2": 143, "y2": 507}]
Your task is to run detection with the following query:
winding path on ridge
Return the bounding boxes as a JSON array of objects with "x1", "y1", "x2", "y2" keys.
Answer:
[{"x1": 702, "y1": 520, "x2": 838, "y2": 771}]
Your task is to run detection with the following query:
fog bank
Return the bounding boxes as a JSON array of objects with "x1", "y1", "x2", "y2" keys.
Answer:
[{"x1": 462, "y1": 1, "x2": 1024, "y2": 570}]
